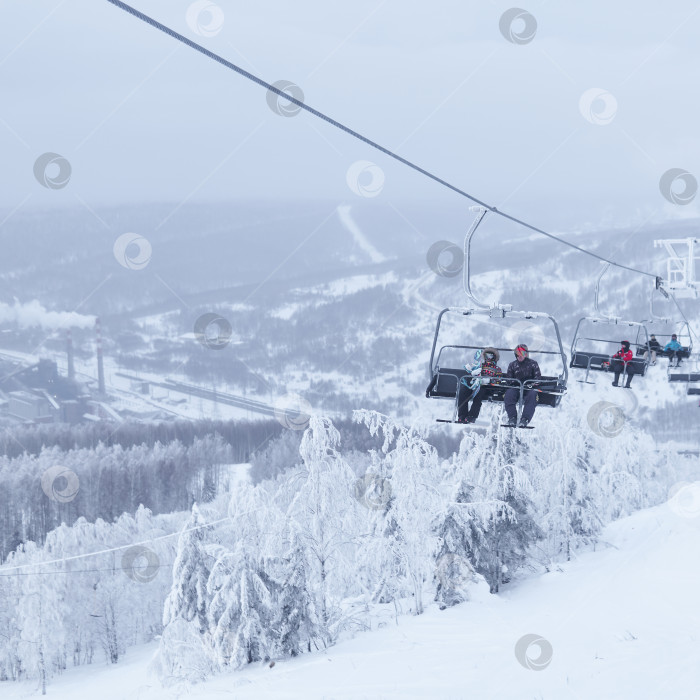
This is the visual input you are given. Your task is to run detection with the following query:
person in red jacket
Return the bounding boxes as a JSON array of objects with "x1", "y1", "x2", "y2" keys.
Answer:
[{"x1": 611, "y1": 340, "x2": 634, "y2": 388}]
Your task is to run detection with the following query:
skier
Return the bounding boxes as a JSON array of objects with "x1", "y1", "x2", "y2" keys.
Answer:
[
  {"x1": 643, "y1": 335, "x2": 662, "y2": 365},
  {"x1": 611, "y1": 340, "x2": 634, "y2": 388},
  {"x1": 503, "y1": 344, "x2": 541, "y2": 427},
  {"x1": 663, "y1": 334, "x2": 683, "y2": 367},
  {"x1": 456, "y1": 347, "x2": 502, "y2": 423}
]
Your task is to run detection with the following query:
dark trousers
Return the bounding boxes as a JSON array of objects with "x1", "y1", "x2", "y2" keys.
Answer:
[
  {"x1": 457, "y1": 382, "x2": 484, "y2": 421},
  {"x1": 504, "y1": 388, "x2": 537, "y2": 422},
  {"x1": 667, "y1": 351, "x2": 682, "y2": 365},
  {"x1": 611, "y1": 359, "x2": 633, "y2": 386}
]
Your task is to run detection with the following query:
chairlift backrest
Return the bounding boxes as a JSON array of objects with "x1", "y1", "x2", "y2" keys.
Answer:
[
  {"x1": 426, "y1": 307, "x2": 568, "y2": 409},
  {"x1": 570, "y1": 317, "x2": 651, "y2": 378}
]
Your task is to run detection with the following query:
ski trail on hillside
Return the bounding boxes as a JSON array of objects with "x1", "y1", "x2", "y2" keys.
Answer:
[
  {"x1": 336, "y1": 205, "x2": 386, "y2": 264},
  {"x1": 12, "y1": 498, "x2": 700, "y2": 700}
]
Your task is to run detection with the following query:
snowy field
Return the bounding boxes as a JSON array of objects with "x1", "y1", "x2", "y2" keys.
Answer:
[{"x1": 5, "y1": 492, "x2": 699, "y2": 700}]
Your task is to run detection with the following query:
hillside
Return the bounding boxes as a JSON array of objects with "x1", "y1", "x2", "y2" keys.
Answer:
[{"x1": 4, "y1": 491, "x2": 699, "y2": 700}]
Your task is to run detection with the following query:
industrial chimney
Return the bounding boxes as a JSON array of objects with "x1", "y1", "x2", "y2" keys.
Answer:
[
  {"x1": 66, "y1": 329, "x2": 75, "y2": 380},
  {"x1": 95, "y1": 317, "x2": 105, "y2": 395}
]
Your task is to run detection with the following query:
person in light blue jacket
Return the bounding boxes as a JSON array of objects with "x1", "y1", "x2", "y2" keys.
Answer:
[{"x1": 663, "y1": 334, "x2": 683, "y2": 367}]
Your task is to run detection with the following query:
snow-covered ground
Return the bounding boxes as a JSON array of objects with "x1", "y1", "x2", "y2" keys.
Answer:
[
  {"x1": 6, "y1": 491, "x2": 699, "y2": 699},
  {"x1": 337, "y1": 205, "x2": 388, "y2": 265}
]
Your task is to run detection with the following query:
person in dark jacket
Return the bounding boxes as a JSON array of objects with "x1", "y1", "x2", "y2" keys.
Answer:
[
  {"x1": 643, "y1": 335, "x2": 661, "y2": 365},
  {"x1": 503, "y1": 344, "x2": 541, "y2": 427},
  {"x1": 611, "y1": 340, "x2": 634, "y2": 387},
  {"x1": 457, "y1": 347, "x2": 503, "y2": 423}
]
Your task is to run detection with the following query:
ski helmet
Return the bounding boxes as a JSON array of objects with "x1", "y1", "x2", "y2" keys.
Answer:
[
  {"x1": 621, "y1": 340, "x2": 630, "y2": 348},
  {"x1": 515, "y1": 344, "x2": 528, "y2": 358}
]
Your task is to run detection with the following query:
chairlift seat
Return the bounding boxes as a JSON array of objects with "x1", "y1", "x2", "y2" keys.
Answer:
[
  {"x1": 636, "y1": 346, "x2": 691, "y2": 359},
  {"x1": 609, "y1": 357, "x2": 647, "y2": 376},
  {"x1": 570, "y1": 351, "x2": 610, "y2": 371},
  {"x1": 570, "y1": 350, "x2": 648, "y2": 376},
  {"x1": 425, "y1": 368, "x2": 565, "y2": 407},
  {"x1": 427, "y1": 308, "x2": 569, "y2": 419},
  {"x1": 668, "y1": 373, "x2": 700, "y2": 382}
]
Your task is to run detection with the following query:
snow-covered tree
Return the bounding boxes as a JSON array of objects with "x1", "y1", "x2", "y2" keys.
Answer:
[
  {"x1": 15, "y1": 548, "x2": 67, "y2": 694},
  {"x1": 163, "y1": 504, "x2": 216, "y2": 633},
  {"x1": 270, "y1": 529, "x2": 319, "y2": 657},
  {"x1": 452, "y1": 415, "x2": 540, "y2": 593},
  {"x1": 434, "y1": 481, "x2": 489, "y2": 608},
  {"x1": 354, "y1": 410, "x2": 444, "y2": 614},
  {"x1": 205, "y1": 542, "x2": 273, "y2": 669},
  {"x1": 284, "y1": 416, "x2": 361, "y2": 641}
]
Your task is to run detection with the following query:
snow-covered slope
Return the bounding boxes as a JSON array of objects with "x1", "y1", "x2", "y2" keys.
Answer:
[{"x1": 6, "y1": 491, "x2": 699, "y2": 700}]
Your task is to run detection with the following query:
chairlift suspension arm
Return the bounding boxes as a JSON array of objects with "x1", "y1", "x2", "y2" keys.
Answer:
[
  {"x1": 463, "y1": 207, "x2": 490, "y2": 309},
  {"x1": 593, "y1": 263, "x2": 613, "y2": 320}
]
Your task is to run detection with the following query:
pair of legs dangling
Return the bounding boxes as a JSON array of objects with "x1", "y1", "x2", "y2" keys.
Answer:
[
  {"x1": 504, "y1": 388, "x2": 536, "y2": 425},
  {"x1": 611, "y1": 360, "x2": 633, "y2": 388},
  {"x1": 668, "y1": 351, "x2": 683, "y2": 367},
  {"x1": 456, "y1": 381, "x2": 484, "y2": 422},
  {"x1": 458, "y1": 383, "x2": 536, "y2": 425}
]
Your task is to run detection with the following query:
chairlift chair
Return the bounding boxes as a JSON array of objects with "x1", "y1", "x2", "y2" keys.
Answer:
[
  {"x1": 665, "y1": 351, "x2": 700, "y2": 391},
  {"x1": 569, "y1": 263, "x2": 651, "y2": 383},
  {"x1": 636, "y1": 280, "x2": 694, "y2": 379},
  {"x1": 634, "y1": 321, "x2": 692, "y2": 372},
  {"x1": 425, "y1": 207, "x2": 568, "y2": 423},
  {"x1": 570, "y1": 318, "x2": 651, "y2": 384},
  {"x1": 426, "y1": 307, "x2": 569, "y2": 420}
]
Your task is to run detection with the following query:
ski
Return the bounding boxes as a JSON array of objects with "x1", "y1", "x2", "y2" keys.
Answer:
[{"x1": 500, "y1": 424, "x2": 535, "y2": 429}]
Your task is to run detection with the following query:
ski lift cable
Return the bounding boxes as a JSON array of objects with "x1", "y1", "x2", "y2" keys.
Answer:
[
  {"x1": 0, "y1": 563, "x2": 174, "y2": 577},
  {"x1": 0, "y1": 512, "x2": 241, "y2": 574},
  {"x1": 105, "y1": 0, "x2": 660, "y2": 283},
  {"x1": 107, "y1": 2, "x2": 699, "y2": 347}
]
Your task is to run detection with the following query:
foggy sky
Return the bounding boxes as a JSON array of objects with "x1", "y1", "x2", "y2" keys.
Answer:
[{"x1": 1, "y1": 0, "x2": 699, "y2": 230}]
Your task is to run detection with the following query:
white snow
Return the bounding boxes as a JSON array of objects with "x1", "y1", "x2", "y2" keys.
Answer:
[
  {"x1": 222, "y1": 462, "x2": 251, "y2": 491},
  {"x1": 320, "y1": 271, "x2": 397, "y2": 298},
  {"x1": 269, "y1": 272, "x2": 397, "y2": 319},
  {"x1": 270, "y1": 302, "x2": 306, "y2": 320},
  {"x1": 5, "y1": 494, "x2": 699, "y2": 699},
  {"x1": 337, "y1": 205, "x2": 387, "y2": 264}
]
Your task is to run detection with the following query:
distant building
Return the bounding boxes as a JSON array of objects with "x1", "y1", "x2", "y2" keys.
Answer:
[
  {"x1": 7, "y1": 390, "x2": 58, "y2": 422},
  {"x1": 0, "y1": 358, "x2": 98, "y2": 424},
  {"x1": 61, "y1": 399, "x2": 84, "y2": 424}
]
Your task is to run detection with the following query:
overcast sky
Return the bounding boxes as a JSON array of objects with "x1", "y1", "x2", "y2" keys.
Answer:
[{"x1": 1, "y1": 0, "x2": 699, "y2": 230}]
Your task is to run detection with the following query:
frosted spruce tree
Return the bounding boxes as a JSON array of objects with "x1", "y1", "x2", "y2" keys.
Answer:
[
  {"x1": 453, "y1": 412, "x2": 541, "y2": 593},
  {"x1": 270, "y1": 528, "x2": 320, "y2": 657},
  {"x1": 205, "y1": 542, "x2": 273, "y2": 669},
  {"x1": 159, "y1": 504, "x2": 218, "y2": 682},
  {"x1": 163, "y1": 503, "x2": 216, "y2": 633},
  {"x1": 433, "y1": 480, "x2": 488, "y2": 608}
]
